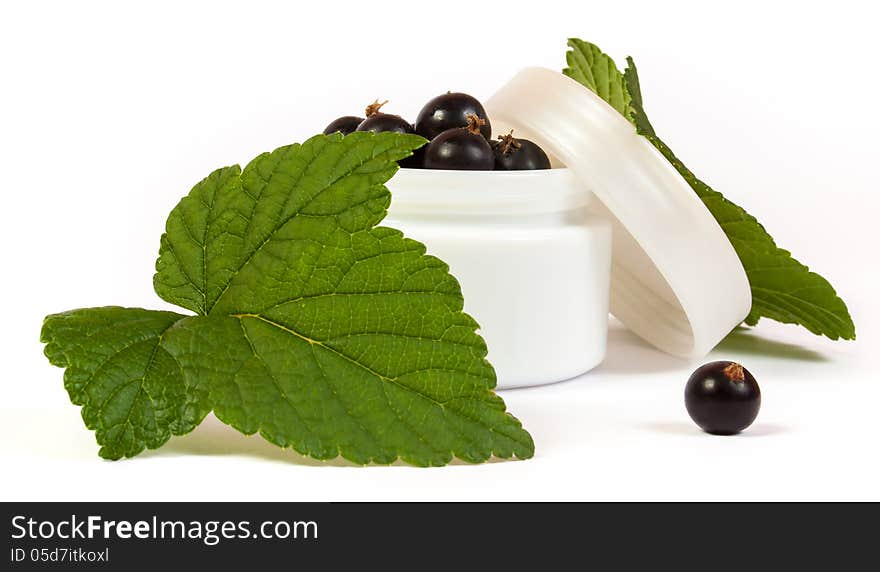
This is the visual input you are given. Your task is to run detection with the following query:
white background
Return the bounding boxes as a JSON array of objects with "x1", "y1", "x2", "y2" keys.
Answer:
[{"x1": 1, "y1": 0, "x2": 877, "y2": 501}]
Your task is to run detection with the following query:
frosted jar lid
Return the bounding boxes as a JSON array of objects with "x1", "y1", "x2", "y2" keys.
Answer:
[{"x1": 485, "y1": 67, "x2": 751, "y2": 358}]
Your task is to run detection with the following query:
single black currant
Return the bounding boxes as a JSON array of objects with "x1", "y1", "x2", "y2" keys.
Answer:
[
  {"x1": 423, "y1": 114, "x2": 495, "y2": 170},
  {"x1": 492, "y1": 130, "x2": 551, "y2": 170},
  {"x1": 415, "y1": 92, "x2": 492, "y2": 140},
  {"x1": 685, "y1": 361, "x2": 761, "y2": 435},
  {"x1": 323, "y1": 116, "x2": 364, "y2": 135},
  {"x1": 355, "y1": 100, "x2": 414, "y2": 134}
]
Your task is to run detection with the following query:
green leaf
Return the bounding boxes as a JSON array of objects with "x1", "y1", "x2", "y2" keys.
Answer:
[
  {"x1": 162, "y1": 310, "x2": 530, "y2": 466},
  {"x1": 43, "y1": 132, "x2": 534, "y2": 465},
  {"x1": 562, "y1": 38, "x2": 855, "y2": 340},
  {"x1": 563, "y1": 38, "x2": 632, "y2": 118},
  {"x1": 40, "y1": 307, "x2": 209, "y2": 459},
  {"x1": 157, "y1": 132, "x2": 533, "y2": 465},
  {"x1": 152, "y1": 164, "x2": 244, "y2": 315},
  {"x1": 623, "y1": 57, "x2": 854, "y2": 340}
]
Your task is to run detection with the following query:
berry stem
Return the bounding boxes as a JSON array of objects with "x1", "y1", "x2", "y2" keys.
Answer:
[
  {"x1": 497, "y1": 130, "x2": 522, "y2": 156},
  {"x1": 365, "y1": 99, "x2": 388, "y2": 117},
  {"x1": 465, "y1": 113, "x2": 486, "y2": 135},
  {"x1": 723, "y1": 362, "x2": 746, "y2": 382}
]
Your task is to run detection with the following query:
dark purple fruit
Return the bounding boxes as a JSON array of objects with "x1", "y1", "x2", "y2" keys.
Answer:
[
  {"x1": 685, "y1": 361, "x2": 761, "y2": 435},
  {"x1": 323, "y1": 116, "x2": 364, "y2": 135},
  {"x1": 423, "y1": 115, "x2": 494, "y2": 170},
  {"x1": 399, "y1": 145, "x2": 426, "y2": 169},
  {"x1": 356, "y1": 100, "x2": 414, "y2": 135},
  {"x1": 492, "y1": 131, "x2": 551, "y2": 170},
  {"x1": 415, "y1": 92, "x2": 491, "y2": 140}
]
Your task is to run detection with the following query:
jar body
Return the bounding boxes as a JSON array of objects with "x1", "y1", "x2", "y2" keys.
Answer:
[{"x1": 385, "y1": 168, "x2": 611, "y2": 388}]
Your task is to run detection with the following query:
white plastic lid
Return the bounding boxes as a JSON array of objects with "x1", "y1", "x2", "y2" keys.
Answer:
[{"x1": 485, "y1": 67, "x2": 751, "y2": 358}]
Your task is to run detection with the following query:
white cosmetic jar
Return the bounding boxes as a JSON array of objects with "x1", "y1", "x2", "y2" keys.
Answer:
[
  {"x1": 383, "y1": 67, "x2": 753, "y2": 389},
  {"x1": 385, "y1": 167, "x2": 611, "y2": 389}
]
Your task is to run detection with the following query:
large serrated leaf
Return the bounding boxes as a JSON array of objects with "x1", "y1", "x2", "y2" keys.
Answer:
[
  {"x1": 43, "y1": 132, "x2": 534, "y2": 465},
  {"x1": 155, "y1": 132, "x2": 533, "y2": 465}
]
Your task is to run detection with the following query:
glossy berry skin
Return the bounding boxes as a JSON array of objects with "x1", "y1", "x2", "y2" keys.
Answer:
[
  {"x1": 492, "y1": 138, "x2": 551, "y2": 170},
  {"x1": 399, "y1": 145, "x2": 426, "y2": 169},
  {"x1": 356, "y1": 114, "x2": 414, "y2": 135},
  {"x1": 415, "y1": 92, "x2": 492, "y2": 140},
  {"x1": 323, "y1": 116, "x2": 363, "y2": 135},
  {"x1": 685, "y1": 361, "x2": 761, "y2": 435},
  {"x1": 423, "y1": 128, "x2": 494, "y2": 170}
]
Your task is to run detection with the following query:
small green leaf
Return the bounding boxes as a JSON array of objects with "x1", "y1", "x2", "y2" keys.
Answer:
[
  {"x1": 562, "y1": 38, "x2": 854, "y2": 341},
  {"x1": 40, "y1": 307, "x2": 209, "y2": 459},
  {"x1": 623, "y1": 57, "x2": 854, "y2": 340},
  {"x1": 563, "y1": 38, "x2": 632, "y2": 118}
]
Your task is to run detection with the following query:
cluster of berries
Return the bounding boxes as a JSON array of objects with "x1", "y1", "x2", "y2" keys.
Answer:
[{"x1": 323, "y1": 92, "x2": 551, "y2": 171}]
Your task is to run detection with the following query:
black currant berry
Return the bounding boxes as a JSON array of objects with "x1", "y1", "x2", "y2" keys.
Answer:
[
  {"x1": 356, "y1": 100, "x2": 414, "y2": 134},
  {"x1": 399, "y1": 146, "x2": 426, "y2": 169},
  {"x1": 323, "y1": 116, "x2": 363, "y2": 135},
  {"x1": 685, "y1": 361, "x2": 761, "y2": 435},
  {"x1": 423, "y1": 114, "x2": 494, "y2": 170},
  {"x1": 492, "y1": 130, "x2": 551, "y2": 170},
  {"x1": 415, "y1": 92, "x2": 491, "y2": 140}
]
